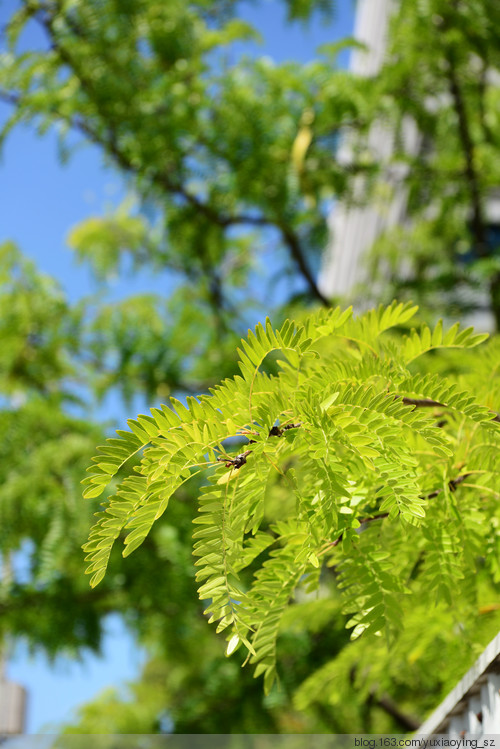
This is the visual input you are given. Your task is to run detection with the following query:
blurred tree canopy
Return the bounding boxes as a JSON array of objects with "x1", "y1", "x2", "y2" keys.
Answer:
[
  {"x1": 364, "y1": 0, "x2": 500, "y2": 324},
  {"x1": 0, "y1": 0, "x2": 500, "y2": 735}
]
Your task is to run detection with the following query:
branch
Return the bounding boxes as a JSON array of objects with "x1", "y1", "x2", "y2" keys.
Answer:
[
  {"x1": 402, "y1": 397, "x2": 445, "y2": 408},
  {"x1": 330, "y1": 513, "x2": 389, "y2": 548},
  {"x1": 329, "y1": 474, "x2": 471, "y2": 547},
  {"x1": 1, "y1": 85, "x2": 273, "y2": 260},
  {"x1": 426, "y1": 472, "x2": 469, "y2": 499},
  {"x1": 374, "y1": 692, "x2": 420, "y2": 731},
  {"x1": 401, "y1": 396, "x2": 500, "y2": 423},
  {"x1": 445, "y1": 52, "x2": 487, "y2": 257},
  {"x1": 438, "y1": 5, "x2": 500, "y2": 329},
  {"x1": 349, "y1": 668, "x2": 421, "y2": 731},
  {"x1": 278, "y1": 223, "x2": 330, "y2": 306}
]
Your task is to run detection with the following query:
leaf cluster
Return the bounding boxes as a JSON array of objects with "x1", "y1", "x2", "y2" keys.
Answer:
[{"x1": 84, "y1": 302, "x2": 500, "y2": 692}]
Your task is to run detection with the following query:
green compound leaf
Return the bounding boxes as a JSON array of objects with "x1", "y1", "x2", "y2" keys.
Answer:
[{"x1": 82, "y1": 304, "x2": 500, "y2": 688}]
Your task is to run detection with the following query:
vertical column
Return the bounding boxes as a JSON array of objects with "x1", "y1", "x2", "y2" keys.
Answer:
[
  {"x1": 319, "y1": 0, "x2": 416, "y2": 300},
  {"x1": 481, "y1": 673, "x2": 500, "y2": 732},
  {"x1": 0, "y1": 553, "x2": 27, "y2": 736},
  {"x1": 467, "y1": 694, "x2": 484, "y2": 734}
]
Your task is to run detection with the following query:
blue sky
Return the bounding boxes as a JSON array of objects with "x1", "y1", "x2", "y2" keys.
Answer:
[{"x1": 1, "y1": 0, "x2": 355, "y2": 734}]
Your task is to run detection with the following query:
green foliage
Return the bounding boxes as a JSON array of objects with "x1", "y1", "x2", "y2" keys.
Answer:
[
  {"x1": 84, "y1": 303, "x2": 500, "y2": 692},
  {"x1": 0, "y1": 0, "x2": 376, "y2": 327},
  {"x1": 5, "y1": 241, "x2": 495, "y2": 731},
  {"x1": 293, "y1": 584, "x2": 500, "y2": 721},
  {"x1": 85, "y1": 288, "x2": 243, "y2": 404},
  {"x1": 3, "y1": 0, "x2": 500, "y2": 733},
  {"x1": 0, "y1": 242, "x2": 79, "y2": 397},
  {"x1": 0, "y1": 243, "x2": 232, "y2": 661},
  {"x1": 360, "y1": 0, "x2": 500, "y2": 325},
  {"x1": 68, "y1": 208, "x2": 148, "y2": 281}
]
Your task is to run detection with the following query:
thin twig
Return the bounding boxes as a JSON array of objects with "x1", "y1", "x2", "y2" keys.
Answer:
[
  {"x1": 329, "y1": 473, "x2": 471, "y2": 548},
  {"x1": 401, "y1": 396, "x2": 500, "y2": 422}
]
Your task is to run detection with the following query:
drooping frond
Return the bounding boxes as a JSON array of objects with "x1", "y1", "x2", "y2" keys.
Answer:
[{"x1": 401, "y1": 320, "x2": 489, "y2": 364}]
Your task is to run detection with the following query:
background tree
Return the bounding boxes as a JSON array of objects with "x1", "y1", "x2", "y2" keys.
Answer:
[
  {"x1": 1, "y1": 0, "x2": 500, "y2": 735},
  {"x1": 362, "y1": 0, "x2": 500, "y2": 326}
]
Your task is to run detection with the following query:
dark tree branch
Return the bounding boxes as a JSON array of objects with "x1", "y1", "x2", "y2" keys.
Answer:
[
  {"x1": 374, "y1": 692, "x2": 420, "y2": 731},
  {"x1": 330, "y1": 513, "x2": 389, "y2": 548},
  {"x1": 442, "y1": 8, "x2": 500, "y2": 329},
  {"x1": 329, "y1": 474, "x2": 471, "y2": 548},
  {"x1": 401, "y1": 396, "x2": 500, "y2": 423},
  {"x1": 446, "y1": 53, "x2": 487, "y2": 258},
  {"x1": 426, "y1": 473, "x2": 469, "y2": 499},
  {"x1": 278, "y1": 223, "x2": 330, "y2": 306},
  {"x1": 402, "y1": 397, "x2": 445, "y2": 408},
  {"x1": 349, "y1": 668, "x2": 421, "y2": 731}
]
